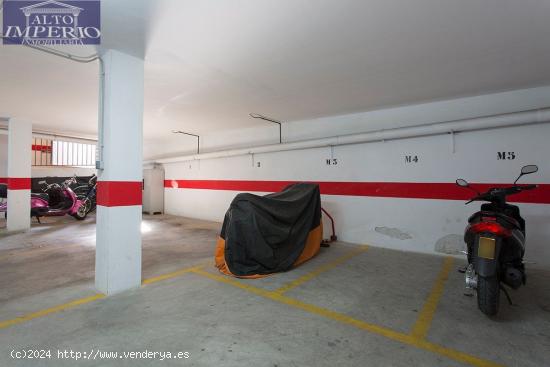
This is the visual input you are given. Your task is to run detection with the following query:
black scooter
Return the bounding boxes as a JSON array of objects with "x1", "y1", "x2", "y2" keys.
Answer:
[{"x1": 456, "y1": 165, "x2": 538, "y2": 316}]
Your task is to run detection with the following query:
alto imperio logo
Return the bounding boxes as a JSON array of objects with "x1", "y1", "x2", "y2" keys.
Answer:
[{"x1": 2, "y1": 0, "x2": 100, "y2": 45}]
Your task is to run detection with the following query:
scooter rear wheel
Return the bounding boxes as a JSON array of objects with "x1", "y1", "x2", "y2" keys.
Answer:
[{"x1": 477, "y1": 276, "x2": 500, "y2": 316}]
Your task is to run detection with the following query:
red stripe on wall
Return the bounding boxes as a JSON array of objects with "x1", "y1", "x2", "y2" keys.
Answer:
[
  {"x1": 97, "y1": 181, "x2": 142, "y2": 207},
  {"x1": 32, "y1": 144, "x2": 52, "y2": 153},
  {"x1": 166, "y1": 179, "x2": 291, "y2": 193},
  {"x1": 0, "y1": 177, "x2": 7, "y2": 185},
  {"x1": 164, "y1": 179, "x2": 550, "y2": 204},
  {"x1": 7, "y1": 178, "x2": 31, "y2": 190}
]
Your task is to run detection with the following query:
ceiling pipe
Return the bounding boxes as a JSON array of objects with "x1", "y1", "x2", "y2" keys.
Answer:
[{"x1": 148, "y1": 108, "x2": 550, "y2": 165}]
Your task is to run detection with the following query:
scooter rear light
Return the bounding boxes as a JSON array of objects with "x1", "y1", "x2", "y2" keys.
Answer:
[{"x1": 470, "y1": 221, "x2": 511, "y2": 237}]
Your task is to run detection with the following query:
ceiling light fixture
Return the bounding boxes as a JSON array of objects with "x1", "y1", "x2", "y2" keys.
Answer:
[
  {"x1": 172, "y1": 130, "x2": 200, "y2": 154},
  {"x1": 249, "y1": 113, "x2": 282, "y2": 144}
]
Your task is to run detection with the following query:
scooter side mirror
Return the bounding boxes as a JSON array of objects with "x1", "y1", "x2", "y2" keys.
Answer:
[
  {"x1": 521, "y1": 165, "x2": 538, "y2": 175},
  {"x1": 456, "y1": 178, "x2": 481, "y2": 196},
  {"x1": 514, "y1": 164, "x2": 538, "y2": 184}
]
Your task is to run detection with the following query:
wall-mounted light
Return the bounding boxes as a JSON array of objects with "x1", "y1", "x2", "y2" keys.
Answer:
[
  {"x1": 172, "y1": 130, "x2": 200, "y2": 154},
  {"x1": 249, "y1": 113, "x2": 282, "y2": 144}
]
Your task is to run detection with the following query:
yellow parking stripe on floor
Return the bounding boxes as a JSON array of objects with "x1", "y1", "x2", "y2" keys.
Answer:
[
  {"x1": 191, "y1": 266, "x2": 503, "y2": 367},
  {"x1": 0, "y1": 294, "x2": 105, "y2": 330},
  {"x1": 410, "y1": 256, "x2": 454, "y2": 339},
  {"x1": 273, "y1": 245, "x2": 369, "y2": 295},
  {"x1": 142, "y1": 263, "x2": 208, "y2": 285},
  {"x1": 1, "y1": 256, "x2": 500, "y2": 367},
  {"x1": 0, "y1": 263, "x2": 206, "y2": 330}
]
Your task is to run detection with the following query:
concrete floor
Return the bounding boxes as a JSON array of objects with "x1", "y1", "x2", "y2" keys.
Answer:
[{"x1": 0, "y1": 214, "x2": 549, "y2": 367}]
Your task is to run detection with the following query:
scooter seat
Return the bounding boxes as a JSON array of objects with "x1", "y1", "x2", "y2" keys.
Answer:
[{"x1": 31, "y1": 193, "x2": 49, "y2": 201}]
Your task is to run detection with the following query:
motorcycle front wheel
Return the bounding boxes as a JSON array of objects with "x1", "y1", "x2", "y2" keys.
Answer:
[
  {"x1": 477, "y1": 276, "x2": 500, "y2": 316},
  {"x1": 73, "y1": 203, "x2": 88, "y2": 221}
]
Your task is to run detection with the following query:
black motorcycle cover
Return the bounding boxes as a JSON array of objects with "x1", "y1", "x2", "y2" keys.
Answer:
[{"x1": 215, "y1": 182, "x2": 323, "y2": 278}]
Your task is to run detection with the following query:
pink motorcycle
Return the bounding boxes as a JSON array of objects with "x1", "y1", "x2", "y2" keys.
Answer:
[{"x1": 0, "y1": 176, "x2": 88, "y2": 222}]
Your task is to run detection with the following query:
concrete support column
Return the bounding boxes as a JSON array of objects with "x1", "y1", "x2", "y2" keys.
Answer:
[
  {"x1": 7, "y1": 118, "x2": 32, "y2": 232},
  {"x1": 95, "y1": 50, "x2": 144, "y2": 295}
]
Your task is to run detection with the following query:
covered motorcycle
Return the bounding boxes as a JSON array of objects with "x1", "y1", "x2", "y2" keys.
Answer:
[{"x1": 215, "y1": 182, "x2": 323, "y2": 278}]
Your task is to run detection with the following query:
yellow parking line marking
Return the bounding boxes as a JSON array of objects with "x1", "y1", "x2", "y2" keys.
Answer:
[
  {"x1": 191, "y1": 267, "x2": 503, "y2": 367},
  {"x1": 273, "y1": 245, "x2": 368, "y2": 295},
  {"x1": 410, "y1": 256, "x2": 454, "y2": 339},
  {"x1": 0, "y1": 294, "x2": 105, "y2": 330},
  {"x1": 1, "y1": 256, "x2": 500, "y2": 367},
  {"x1": 0, "y1": 263, "x2": 207, "y2": 330},
  {"x1": 142, "y1": 263, "x2": 208, "y2": 285}
]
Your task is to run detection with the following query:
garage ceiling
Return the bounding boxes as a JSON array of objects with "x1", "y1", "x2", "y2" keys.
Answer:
[{"x1": 1, "y1": 0, "x2": 550, "y2": 156}]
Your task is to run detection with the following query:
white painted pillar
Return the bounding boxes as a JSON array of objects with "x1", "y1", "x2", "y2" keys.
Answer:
[
  {"x1": 7, "y1": 119, "x2": 32, "y2": 232},
  {"x1": 0, "y1": 133, "x2": 7, "y2": 185},
  {"x1": 95, "y1": 50, "x2": 144, "y2": 295}
]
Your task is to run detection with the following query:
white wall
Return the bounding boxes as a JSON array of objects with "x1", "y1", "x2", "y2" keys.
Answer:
[
  {"x1": 162, "y1": 86, "x2": 550, "y2": 268},
  {"x1": 31, "y1": 166, "x2": 96, "y2": 178},
  {"x1": 0, "y1": 135, "x2": 95, "y2": 179}
]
